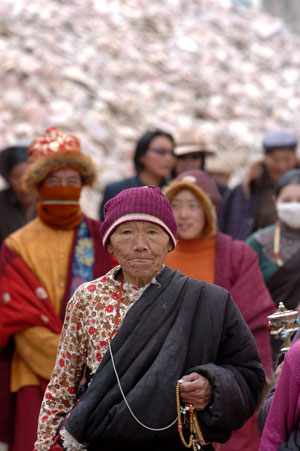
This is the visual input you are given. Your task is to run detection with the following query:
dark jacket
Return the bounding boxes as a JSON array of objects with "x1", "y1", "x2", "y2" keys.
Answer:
[
  {"x1": 64, "y1": 267, "x2": 265, "y2": 450},
  {"x1": 0, "y1": 188, "x2": 36, "y2": 247},
  {"x1": 218, "y1": 162, "x2": 276, "y2": 241},
  {"x1": 217, "y1": 182, "x2": 258, "y2": 240},
  {"x1": 100, "y1": 175, "x2": 142, "y2": 220}
]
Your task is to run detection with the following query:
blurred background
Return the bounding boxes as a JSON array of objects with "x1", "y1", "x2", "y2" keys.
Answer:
[{"x1": 1, "y1": 0, "x2": 300, "y2": 218}]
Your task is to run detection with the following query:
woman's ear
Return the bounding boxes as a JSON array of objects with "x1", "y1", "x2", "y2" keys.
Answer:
[
  {"x1": 107, "y1": 242, "x2": 114, "y2": 254},
  {"x1": 139, "y1": 153, "x2": 146, "y2": 166},
  {"x1": 167, "y1": 239, "x2": 174, "y2": 252}
]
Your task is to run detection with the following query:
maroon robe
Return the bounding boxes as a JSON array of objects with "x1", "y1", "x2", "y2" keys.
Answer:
[
  {"x1": 0, "y1": 216, "x2": 113, "y2": 450},
  {"x1": 214, "y1": 232, "x2": 275, "y2": 451}
]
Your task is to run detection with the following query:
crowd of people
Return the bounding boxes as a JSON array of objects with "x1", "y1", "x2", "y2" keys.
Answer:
[{"x1": 0, "y1": 125, "x2": 299, "y2": 451}]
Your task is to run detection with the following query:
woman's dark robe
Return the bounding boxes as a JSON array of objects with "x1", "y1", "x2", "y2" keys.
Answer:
[{"x1": 62, "y1": 268, "x2": 265, "y2": 450}]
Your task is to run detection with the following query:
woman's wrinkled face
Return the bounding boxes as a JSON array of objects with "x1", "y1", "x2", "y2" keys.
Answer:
[
  {"x1": 107, "y1": 221, "x2": 172, "y2": 287},
  {"x1": 171, "y1": 189, "x2": 205, "y2": 240}
]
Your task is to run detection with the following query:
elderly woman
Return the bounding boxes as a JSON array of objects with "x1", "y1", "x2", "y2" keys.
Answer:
[
  {"x1": 164, "y1": 170, "x2": 275, "y2": 451},
  {"x1": 35, "y1": 186, "x2": 265, "y2": 451}
]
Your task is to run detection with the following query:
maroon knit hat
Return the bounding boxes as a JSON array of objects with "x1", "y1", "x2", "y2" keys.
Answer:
[
  {"x1": 175, "y1": 170, "x2": 221, "y2": 208},
  {"x1": 101, "y1": 186, "x2": 178, "y2": 249}
]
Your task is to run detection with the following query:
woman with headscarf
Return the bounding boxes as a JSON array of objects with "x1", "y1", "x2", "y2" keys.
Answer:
[
  {"x1": 164, "y1": 170, "x2": 275, "y2": 451},
  {"x1": 34, "y1": 186, "x2": 265, "y2": 451}
]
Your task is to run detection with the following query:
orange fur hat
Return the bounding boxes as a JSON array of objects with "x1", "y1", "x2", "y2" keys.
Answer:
[{"x1": 23, "y1": 127, "x2": 97, "y2": 189}]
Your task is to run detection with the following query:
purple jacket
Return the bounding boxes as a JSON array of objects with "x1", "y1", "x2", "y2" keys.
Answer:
[
  {"x1": 218, "y1": 163, "x2": 277, "y2": 241},
  {"x1": 260, "y1": 339, "x2": 300, "y2": 450},
  {"x1": 217, "y1": 182, "x2": 259, "y2": 240}
]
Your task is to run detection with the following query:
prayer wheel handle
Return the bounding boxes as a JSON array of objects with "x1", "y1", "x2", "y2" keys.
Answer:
[{"x1": 268, "y1": 302, "x2": 300, "y2": 354}]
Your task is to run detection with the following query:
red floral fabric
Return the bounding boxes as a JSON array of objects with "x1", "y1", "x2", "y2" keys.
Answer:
[{"x1": 34, "y1": 266, "x2": 154, "y2": 451}]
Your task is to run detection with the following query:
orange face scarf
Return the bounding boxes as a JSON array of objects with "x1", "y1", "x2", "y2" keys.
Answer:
[{"x1": 38, "y1": 185, "x2": 82, "y2": 230}]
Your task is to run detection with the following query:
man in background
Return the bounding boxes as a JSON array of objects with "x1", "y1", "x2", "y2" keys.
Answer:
[
  {"x1": 0, "y1": 127, "x2": 113, "y2": 451},
  {"x1": 218, "y1": 130, "x2": 298, "y2": 240},
  {"x1": 0, "y1": 145, "x2": 37, "y2": 246}
]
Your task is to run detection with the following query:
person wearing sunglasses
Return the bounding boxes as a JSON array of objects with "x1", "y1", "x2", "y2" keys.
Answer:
[
  {"x1": 173, "y1": 138, "x2": 230, "y2": 198},
  {"x1": 99, "y1": 130, "x2": 175, "y2": 220},
  {"x1": 173, "y1": 131, "x2": 215, "y2": 176}
]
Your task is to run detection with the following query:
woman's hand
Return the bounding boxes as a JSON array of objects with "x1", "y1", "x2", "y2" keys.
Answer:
[{"x1": 179, "y1": 372, "x2": 213, "y2": 411}]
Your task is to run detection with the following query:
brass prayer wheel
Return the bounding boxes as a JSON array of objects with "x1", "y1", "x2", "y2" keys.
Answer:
[{"x1": 268, "y1": 302, "x2": 300, "y2": 353}]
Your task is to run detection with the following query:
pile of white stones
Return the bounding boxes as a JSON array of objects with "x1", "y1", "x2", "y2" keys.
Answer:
[{"x1": 1, "y1": 0, "x2": 300, "y2": 217}]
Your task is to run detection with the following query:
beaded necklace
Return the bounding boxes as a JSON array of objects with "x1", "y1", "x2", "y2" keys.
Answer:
[
  {"x1": 273, "y1": 220, "x2": 283, "y2": 266},
  {"x1": 176, "y1": 381, "x2": 209, "y2": 450}
]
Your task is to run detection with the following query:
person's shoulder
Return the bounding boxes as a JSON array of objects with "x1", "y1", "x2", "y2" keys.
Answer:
[
  {"x1": 218, "y1": 231, "x2": 253, "y2": 257},
  {"x1": 248, "y1": 225, "x2": 275, "y2": 245},
  {"x1": 290, "y1": 339, "x2": 300, "y2": 353},
  {"x1": 228, "y1": 182, "x2": 243, "y2": 193},
  {"x1": 69, "y1": 277, "x2": 104, "y2": 310},
  {"x1": 255, "y1": 224, "x2": 275, "y2": 237},
  {"x1": 188, "y1": 275, "x2": 230, "y2": 301},
  {"x1": 104, "y1": 175, "x2": 141, "y2": 193},
  {"x1": 285, "y1": 339, "x2": 300, "y2": 379},
  {"x1": 167, "y1": 266, "x2": 228, "y2": 296},
  {"x1": 223, "y1": 182, "x2": 244, "y2": 198},
  {"x1": 218, "y1": 183, "x2": 245, "y2": 213},
  {"x1": 72, "y1": 268, "x2": 115, "y2": 298},
  {"x1": 0, "y1": 188, "x2": 11, "y2": 200},
  {"x1": 0, "y1": 188, "x2": 17, "y2": 210},
  {"x1": 227, "y1": 232, "x2": 255, "y2": 254},
  {"x1": 5, "y1": 217, "x2": 40, "y2": 245},
  {"x1": 203, "y1": 280, "x2": 230, "y2": 297},
  {"x1": 217, "y1": 231, "x2": 232, "y2": 245}
]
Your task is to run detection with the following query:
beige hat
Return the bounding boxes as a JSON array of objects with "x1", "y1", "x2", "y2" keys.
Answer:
[
  {"x1": 174, "y1": 129, "x2": 215, "y2": 157},
  {"x1": 174, "y1": 141, "x2": 215, "y2": 157}
]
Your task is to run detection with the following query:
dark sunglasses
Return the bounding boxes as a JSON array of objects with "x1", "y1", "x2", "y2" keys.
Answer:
[
  {"x1": 148, "y1": 147, "x2": 175, "y2": 157},
  {"x1": 177, "y1": 153, "x2": 204, "y2": 160}
]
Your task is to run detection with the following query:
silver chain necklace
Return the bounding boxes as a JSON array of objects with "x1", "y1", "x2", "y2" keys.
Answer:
[{"x1": 108, "y1": 342, "x2": 177, "y2": 431}]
